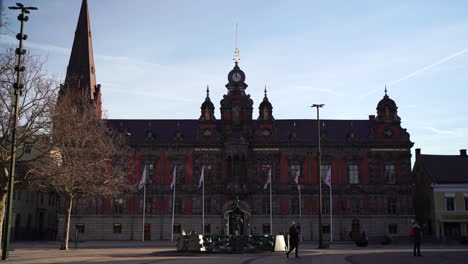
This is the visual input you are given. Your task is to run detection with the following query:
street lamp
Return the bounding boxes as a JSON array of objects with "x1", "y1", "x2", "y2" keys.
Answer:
[
  {"x1": 2, "y1": 3, "x2": 38, "y2": 260},
  {"x1": 311, "y1": 104, "x2": 326, "y2": 249}
]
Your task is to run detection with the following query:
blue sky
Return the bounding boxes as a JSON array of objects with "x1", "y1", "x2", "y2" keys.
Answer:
[{"x1": 1, "y1": 0, "x2": 467, "y2": 157}]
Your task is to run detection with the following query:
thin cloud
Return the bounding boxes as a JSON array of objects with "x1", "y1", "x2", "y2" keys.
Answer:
[
  {"x1": 359, "y1": 47, "x2": 468, "y2": 100},
  {"x1": 389, "y1": 47, "x2": 468, "y2": 86},
  {"x1": 422, "y1": 126, "x2": 456, "y2": 135}
]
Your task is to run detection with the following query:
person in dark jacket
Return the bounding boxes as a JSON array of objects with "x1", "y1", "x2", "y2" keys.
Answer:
[
  {"x1": 412, "y1": 220, "x2": 423, "y2": 256},
  {"x1": 286, "y1": 221, "x2": 300, "y2": 258}
]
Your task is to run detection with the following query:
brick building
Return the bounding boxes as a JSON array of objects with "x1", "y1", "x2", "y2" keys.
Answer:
[{"x1": 58, "y1": 0, "x2": 415, "y2": 241}]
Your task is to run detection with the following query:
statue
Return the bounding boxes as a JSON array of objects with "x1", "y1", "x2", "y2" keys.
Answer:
[{"x1": 232, "y1": 213, "x2": 243, "y2": 235}]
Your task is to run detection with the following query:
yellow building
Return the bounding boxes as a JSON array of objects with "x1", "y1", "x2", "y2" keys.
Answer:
[{"x1": 413, "y1": 148, "x2": 468, "y2": 241}]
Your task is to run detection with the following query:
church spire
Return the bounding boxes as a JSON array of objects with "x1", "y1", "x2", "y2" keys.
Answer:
[
  {"x1": 61, "y1": 0, "x2": 102, "y2": 118},
  {"x1": 64, "y1": 0, "x2": 97, "y2": 100}
]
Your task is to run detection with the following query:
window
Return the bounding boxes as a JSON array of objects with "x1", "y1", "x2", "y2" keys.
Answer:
[
  {"x1": 147, "y1": 163, "x2": 154, "y2": 184},
  {"x1": 289, "y1": 164, "x2": 300, "y2": 184},
  {"x1": 113, "y1": 223, "x2": 122, "y2": 233},
  {"x1": 262, "y1": 199, "x2": 270, "y2": 214},
  {"x1": 175, "y1": 198, "x2": 183, "y2": 214},
  {"x1": 113, "y1": 198, "x2": 124, "y2": 215},
  {"x1": 465, "y1": 197, "x2": 468, "y2": 211},
  {"x1": 320, "y1": 164, "x2": 331, "y2": 183},
  {"x1": 262, "y1": 224, "x2": 271, "y2": 234},
  {"x1": 259, "y1": 164, "x2": 271, "y2": 183},
  {"x1": 290, "y1": 198, "x2": 299, "y2": 214},
  {"x1": 385, "y1": 165, "x2": 396, "y2": 184},
  {"x1": 198, "y1": 164, "x2": 213, "y2": 185},
  {"x1": 348, "y1": 164, "x2": 359, "y2": 184},
  {"x1": 173, "y1": 224, "x2": 181, "y2": 234},
  {"x1": 173, "y1": 164, "x2": 184, "y2": 185},
  {"x1": 322, "y1": 224, "x2": 330, "y2": 234},
  {"x1": 351, "y1": 199, "x2": 361, "y2": 215},
  {"x1": 204, "y1": 224, "x2": 211, "y2": 234},
  {"x1": 388, "y1": 224, "x2": 398, "y2": 234},
  {"x1": 387, "y1": 198, "x2": 397, "y2": 214},
  {"x1": 24, "y1": 144, "x2": 32, "y2": 154},
  {"x1": 446, "y1": 197, "x2": 455, "y2": 211},
  {"x1": 322, "y1": 197, "x2": 330, "y2": 214},
  {"x1": 76, "y1": 224, "x2": 85, "y2": 233}
]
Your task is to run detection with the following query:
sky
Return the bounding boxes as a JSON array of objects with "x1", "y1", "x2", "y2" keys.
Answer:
[{"x1": 1, "y1": 0, "x2": 467, "y2": 158}]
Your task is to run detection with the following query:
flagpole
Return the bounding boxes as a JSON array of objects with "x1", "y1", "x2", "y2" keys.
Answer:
[
  {"x1": 330, "y1": 185, "x2": 333, "y2": 244},
  {"x1": 171, "y1": 169, "x2": 176, "y2": 242},
  {"x1": 298, "y1": 185, "x2": 302, "y2": 242},
  {"x1": 269, "y1": 166, "x2": 272, "y2": 235},
  {"x1": 202, "y1": 168, "x2": 205, "y2": 235},
  {"x1": 142, "y1": 183, "x2": 146, "y2": 242}
]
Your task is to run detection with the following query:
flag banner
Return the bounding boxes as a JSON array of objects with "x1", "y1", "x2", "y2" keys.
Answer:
[
  {"x1": 324, "y1": 167, "x2": 331, "y2": 187},
  {"x1": 198, "y1": 166, "x2": 205, "y2": 189},
  {"x1": 263, "y1": 166, "x2": 271, "y2": 189},
  {"x1": 138, "y1": 165, "x2": 147, "y2": 190},
  {"x1": 294, "y1": 167, "x2": 300, "y2": 190},
  {"x1": 170, "y1": 166, "x2": 177, "y2": 190}
]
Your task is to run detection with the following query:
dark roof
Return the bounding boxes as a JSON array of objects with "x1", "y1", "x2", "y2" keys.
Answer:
[
  {"x1": 275, "y1": 119, "x2": 373, "y2": 142},
  {"x1": 418, "y1": 154, "x2": 468, "y2": 184},
  {"x1": 107, "y1": 119, "x2": 375, "y2": 143}
]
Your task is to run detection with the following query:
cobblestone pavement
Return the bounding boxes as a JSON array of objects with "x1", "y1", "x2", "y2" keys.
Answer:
[{"x1": 7, "y1": 241, "x2": 468, "y2": 264}]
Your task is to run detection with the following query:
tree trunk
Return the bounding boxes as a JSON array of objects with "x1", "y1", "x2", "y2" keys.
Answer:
[
  {"x1": 0, "y1": 190, "x2": 8, "y2": 247},
  {"x1": 61, "y1": 196, "x2": 73, "y2": 250}
]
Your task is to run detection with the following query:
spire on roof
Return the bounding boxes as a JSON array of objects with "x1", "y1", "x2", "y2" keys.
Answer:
[
  {"x1": 64, "y1": 0, "x2": 97, "y2": 100},
  {"x1": 384, "y1": 85, "x2": 388, "y2": 96},
  {"x1": 206, "y1": 85, "x2": 210, "y2": 98},
  {"x1": 264, "y1": 85, "x2": 267, "y2": 97}
]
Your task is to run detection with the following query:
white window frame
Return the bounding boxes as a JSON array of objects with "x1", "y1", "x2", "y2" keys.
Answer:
[
  {"x1": 384, "y1": 164, "x2": 396, "y2": 184},
  {"x1": 446, "y1": 197, "x2": 455, "y2": 212},
  {"x1": 348, "y1": 164, "x2": 359, "y2": 184}
]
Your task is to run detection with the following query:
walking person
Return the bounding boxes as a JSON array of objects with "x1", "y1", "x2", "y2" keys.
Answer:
[
  {"x1": 286, "y1": 221, "x2": 300, "y2": 258},
  {"x1": 412, "y1": 220, "x2": 423, "y2": 256}
]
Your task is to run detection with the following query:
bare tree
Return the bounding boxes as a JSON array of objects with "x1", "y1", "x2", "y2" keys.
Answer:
[
  {"x1": 33, "y1": 91, "x2": 131, "y2": 250},
  {"x1": 0, "y1": 50, "x2": 56, "y2": 245}
]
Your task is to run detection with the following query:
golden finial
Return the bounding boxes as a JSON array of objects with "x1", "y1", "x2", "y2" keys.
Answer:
[{"x1": 233, "y1": 23, "x2": 240, "y2": 63}]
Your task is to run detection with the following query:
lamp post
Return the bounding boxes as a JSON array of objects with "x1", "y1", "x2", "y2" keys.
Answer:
[
  {"x1": 2, "y1": 3, "x2": 37, "y2": 260},
  {"x1": 311, "y1": 104, "x2": 325, "y2": 249}
]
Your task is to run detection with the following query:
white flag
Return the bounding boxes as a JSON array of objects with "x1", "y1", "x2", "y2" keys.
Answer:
[
  {"x1": 263, "y1": 166, "x2": 271, "y2": 190},
  {"x1": 198, "y1": 166, "x2": 205, "y2": 189},
  {"x1": 137, "y1": 165, "x2": 147, "y2": 190},
  {"x1": 294, "y1": 167, "x2": 300, "y2": 190},
  {"x1": 324, "y1": 167, "x2": 331, "y2": 187},
  {"x1": 170, "y1": 166, "x2": 177, "y2": 190}
]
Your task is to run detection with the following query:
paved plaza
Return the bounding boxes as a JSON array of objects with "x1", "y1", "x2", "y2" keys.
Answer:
[{"x1": 6, "y1": 241, "x2": 468, "y2": 264}]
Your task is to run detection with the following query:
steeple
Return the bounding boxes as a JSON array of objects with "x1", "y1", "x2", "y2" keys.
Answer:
[{"x1": 62, "y1": 0, "x2": 101, "y2": 117}]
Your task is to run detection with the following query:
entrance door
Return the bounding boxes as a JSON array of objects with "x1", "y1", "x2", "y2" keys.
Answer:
[
  {"x1": 444, "y1": 223, "x2": 461, "y2": 240},
  {"x1": 144, "y1": 223, "x2": 151, "y2": 241}
]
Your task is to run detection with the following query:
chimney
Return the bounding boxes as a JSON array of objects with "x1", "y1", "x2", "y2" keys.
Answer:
[
  {"x1": 415, "y1": 148, "x2": 421, "y2": 158},
  {"x1": 460, "y1": 149, "x2": 467, "y2": 157},
  {"x1": 369, "y1": 115, "x2": 375, "y2": 121}
]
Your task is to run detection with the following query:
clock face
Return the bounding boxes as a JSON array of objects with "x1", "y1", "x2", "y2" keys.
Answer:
[
  {"x1": 262, "y1": 129, "x2": 271, "y2": 137},
  {"x1": 383, "y1": 128, "x2": 393, "y2": 138},
  {"x1": 232, "y1": 73, "x2": 241, "y2": 82}
]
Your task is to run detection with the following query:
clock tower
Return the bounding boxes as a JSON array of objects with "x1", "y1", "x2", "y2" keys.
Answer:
[{"x1": 220, "y1": 61, "x2": 253, "y2": 138}]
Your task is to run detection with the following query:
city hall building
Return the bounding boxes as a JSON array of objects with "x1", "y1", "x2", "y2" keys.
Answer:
[{"x1": 57, "y1": 0, "x2": 415, "y2": 241}]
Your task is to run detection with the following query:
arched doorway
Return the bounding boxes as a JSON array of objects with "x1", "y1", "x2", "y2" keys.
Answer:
[{"x1": 223, "y1": 199, "x2": 251, "y2": 236}]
